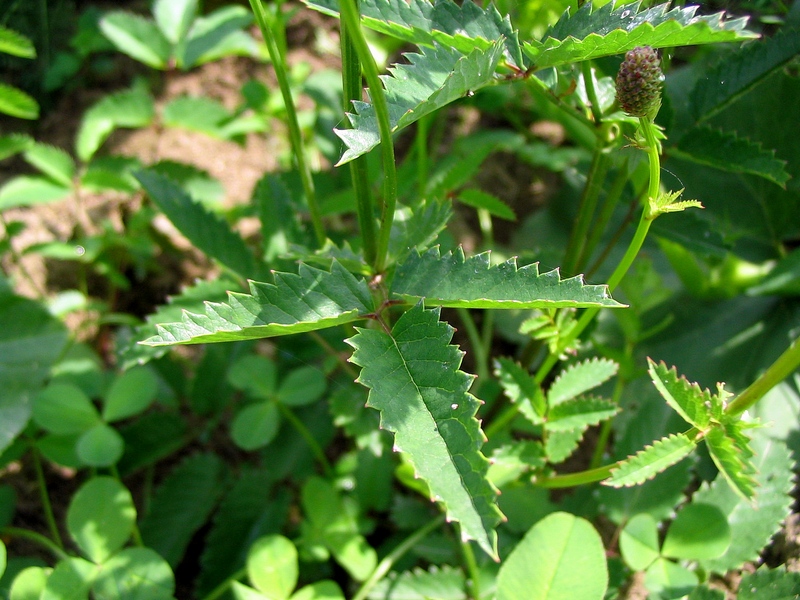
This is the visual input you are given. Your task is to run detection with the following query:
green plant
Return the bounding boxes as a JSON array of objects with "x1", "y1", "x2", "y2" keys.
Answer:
[
  {"x1": 2, "y1": 1, "x2": 799, "y2": 599},
  {"x1": 0, "y1": 25, "x2": 39, "y2": 119}
]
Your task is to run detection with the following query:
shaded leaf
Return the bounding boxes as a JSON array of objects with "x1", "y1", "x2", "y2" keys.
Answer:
[
  {"x1": 524, "y1": 1, "x2": 756, "y2": 69},
  {"x1": 619, "y1": 513, "x2": 660, "y2": 571},
  {"x1": 495, "y1": 357, "x2": 545, "y2": 420},
  {"x1": 672, "y1": 127, "x2": 790, "y2": 188},
  {"x1": 388, "y1": 198, "x2": 452, "y2": 265},
  {"x1": 457, "y1": 189, "x2": 516, "y2": 221},
  {"x1": 546, "y1": 396, "x2": 619, "y2": 432},
  {"x1": 696, "y1": 434, "x2": 794, "y2": 572},
  {"x1": 691, "y1": 24, "x2": 800, "y2": 122},
  {"x1": 91, "y1": 547, "x2": 175, "y2": 600},
  {"x1": 303, "y1": 0, "x2": 523, "y2": 67},
  {"x1": 366, "y1": 565, "x2": 466, "y2": 600},
  {"x1": 496, "y1": 512, "x2": 608, "y2": 600},
  {"x1": 704, "y1": 425, "x2": 757, "y2": 501},
  {"x1": 143, "y1": 261, "x2": 372, "y2": 346},
  {"x1": 548, "y1": 357, "x2": 618, "y2": 406},
  {"x1": 336, "y1": 42, "x2": 504, "y2": 164},
  {"x1": 392, "y1": 247, "x2": 623, "y2": 309},
  {"x1": 738, "y1": 567, "x2": 800, "y2": 600},
  {"x1": 136, "y1": 169, "x2": 260, "y2": 278},
  {"x1": 647, "y1": 359, "x2": 714, "y2": 430},
  {"x1": 0, "y1": 133, "x2": 34, "y2": 160},
  {"x1": 662, "y1": 502, "x2": 731, "y2": 561},
  {"x1": 347, "y1": 304, "x2": 503, "y2": 558},
  {"x1": 139, "y1": 453, "x2": 225, "y2": 567},
  {"x1": 604, "y1": 433, "x2": 696, "y2": 488},
  {"x1": 181, "y1": 5, "x2": 254, "y2": 68}
]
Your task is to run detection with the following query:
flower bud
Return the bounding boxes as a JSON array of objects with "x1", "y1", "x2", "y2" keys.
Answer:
[{"x1": 615, "y1": 46, "x2": 663, "y2": 118}]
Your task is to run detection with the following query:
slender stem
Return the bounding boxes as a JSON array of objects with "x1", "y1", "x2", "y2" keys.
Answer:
[
  {"x1": 277, "y1": 403, "x2": 335, "y2": 478},
  {"x1": 726, "y1": 336, "x2": 800, "y2": 417},
  {"x1": 201, "y1": 566, "x2": 247, "y2": 600},
  {"x1": 1, "y1": 527, "x2": 70, "y2": 562},
  {"x1": 31, "y1": 444, "x2": 63, "y2": 550},
  {"x1": 457, "y1": 308, "x2": 489, "y2": 383},
  {"x1": 535, "y1": 463, "x2": 615, "y2": 488},
  {"x1": 340, "y1": 2, "x2": 377, "y2": 266},
  {"x1": 582, "y1": 158, "x2": 629, "y2": 275},
  {"x1": 562, "y1": 148, "x2": 611, "y2": 276},
  {"x1": 249, "y1": 0, "x2": 325, "y2": 247},
  {"x1": 339, "y1": 0, "x2": 398, "y2": 273},
  {"x1": 590, "y1": 350, "x2": 628, "y2": 469},
  {"x1": 581, "y1": 61, "x2": 603, "y2": 124},
  {"x1": 415, "y1": 115, "x2": 431, "y2": 200},
  {"x1": 461, "y1": 540, "x2": 481, "y2": 600},
  {"x1": 352, "y1": 515, "x2": 446, "y2": 600}
]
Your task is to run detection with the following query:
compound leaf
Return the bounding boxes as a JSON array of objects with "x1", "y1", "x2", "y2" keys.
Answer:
[
  {"x1": 136, "y1": 169, "x2": 260, "y2": 279},
  {"x1": 604, "y1": 433, "x2": 696, "y2": 488},
  {"x1": 647, "y1": 359, "x2": 713, "y2": 430},
  {"x1": 303, "y1": 0, "x2": 523, "y2": 67},
  {"x1": 546, "y1": 396, "x2": 619, "y2": 432},
  {"x1": 336, "y1": 42, "x2": 503, "y2": 164},
  {"x1": 347, "y1": 303, "x2": 503, "y2": 558},
  {"x1": 523, "y1": 1, "x2": 757, "y2": 69},
  {"x1": 672, "y1": 127, "x2": 790, "y2": 188},
  {"x1": 144, "y1": 261, "x2": 372, "y2": 345},
  {"x1": 695, "y1": 435, "x2": 794, "y2": 572},
  {"x1": 548, "y1": 357, "x2": 619, "y2": 406},
  {"x1": 392, "y1": 247, "x2": 623, "y2": 309}
]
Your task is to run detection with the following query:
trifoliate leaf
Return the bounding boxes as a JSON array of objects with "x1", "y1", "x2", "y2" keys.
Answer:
[
  {"x1": 604, "y1": 433, "x2": 696, "y2": 488},
  {"x1": 392, "y1": 247, "x2": 624, "y2": 309},
  {"x1": 347, "y1": 304, "x2": 503, "y2": 558},
  {"x1": 143, "y1": 261, "x2": 373, "y2": 345}
]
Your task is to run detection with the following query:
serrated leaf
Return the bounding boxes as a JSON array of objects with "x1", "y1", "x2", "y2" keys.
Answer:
[
  {"x1": 672, "y1": 127, "x2": 790, "y2": 187},
  {"x1": 548, "y1": 357, "x2": 619, "y2": 406},
  {"x1": 604, "y1": 433, "x2": 696, "y2": 488},
  {"x1": 136, "y1": 169, "x2": 260, "y2": 278},
  {"x1": 546, "y1": 396, "x2": 619, "y2": 432},
  {"x1": 691, "y1": 25, "x2": 800, "y2": 123},
  {"x1": 647, "y1": 359, "x2": 714, "y2": 430},
  {"x1": 366, "y1": 564, "x2": 466, "y2": 600},
  {"x1": 495, "y1": 357, "x2": 545, "y2": 420},
  {"x1": 153, "y1": 0, "x2": 197, "y2": 44},
  {"x1": 388, "y1": 198, "x2": 453, "y2": 265},
  {"x1": 99, "y1": 12, "x2": 171, "y2": 69},
  {"x1": 392, "y1": 247, "x2": 623, "y2": 309},
  {"x1": 347, "y1": 303, "x2": 503, "y2": 558},
  {"x1": 144, "y1": 261, "x2": 372, "y2": 345},
  {"x1": 76, "y1": 87, "x2": 155, "y2": 161},
  {"x1": 695, "y1": 434, "x2": 794, "y2": 572},
  {"x1": 140, "y1": 453, "x2": 225, "y2": 567},
  {"x1": 0, "y1": 133, "x2": 33, "y2": 160},
  {"x1": 457, "y1": 189, "x2": 516, "y2": 221},
  {"x1": 303, "y1": 0, "x2": 523, "y2": 68},
  {"x1": 23, "y1": 144, "x2": 76, "y2": 187},
  {"x1": 545, "y1": 427, "x2": 585, "y2": 464},
  {"x1": 162, "y1": 95, "x2": 232, "y2": 136},
  {"x1": 0, "y1": 83, "x2": 39, "y2": 120},
  {"x1": 704, "y1": 426, "x2": 757, "y2": 500},
  {"x1": 523, "y1": 1, "x2": 757, "y2": 69},
  {"x1": 738, "y1": 567, "x2": 800, "y2": 600},
  {"x1": 0, "y1": 25, "x2": 36, "y2": 58},
  {"x1": 336, "y1": 42, "x2": 503, "y2": 165}
]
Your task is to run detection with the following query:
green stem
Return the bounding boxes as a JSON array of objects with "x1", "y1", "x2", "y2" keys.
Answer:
[
  {"x1": 726, "y1": 336, "x2": 800, "y2": 417},
  {"x1": 338, "y1": 0, "x2": 398, "y2": 274},
  {"x1": 277, "y1": 403, "x2": 335, "y2": 478},
  {"x1": 457, "y1": 308, "x2": 489, "y2": 384},
  {"x1": 562, "y1": 147, "x2": 611, "y2": 276},
  {"x1": 1, "y1": 527, "x2": 70, "y2": 562},
  {"x1": 461, "y1": 540, "x2": 481, "y2": 600},
  {"x1": 415, "y1": 115, "x2": 432, "y2": 200},
  {"x1": 249, "y1": 0, "x2": 325, "y2": 247},
  {"x1": 340, "y1": 2, "x2": 377, "y2": 266},
  {"x1": 201, "y1": 566, "x2": 247, "y2": 600},
  {"x1": 31, "y1": 444, "x2": 63, "y2": 550},
  {"x1": 535, "y1": 463, "x2": 615, "y2": 488},
  {"x1": 352, "y1": 515, "x2": 446, "y2": 600},
  {"x1": 582, "y1": 158, "x2": 629, "y2": 276},
  {"x1": 581, "y1": 61, "x2": 603, "y2": 125}
]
